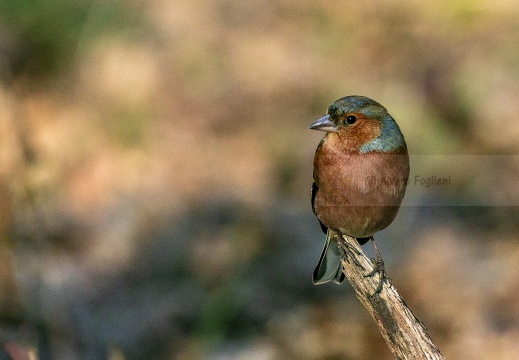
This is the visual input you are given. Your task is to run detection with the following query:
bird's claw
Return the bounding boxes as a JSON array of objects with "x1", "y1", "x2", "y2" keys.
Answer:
[
  {"x1": 336, "y1": 235, "x2": 365, "y2": 270},
  {"x1": 364, "y1": 257, "x2": 390, "y2": 296}
]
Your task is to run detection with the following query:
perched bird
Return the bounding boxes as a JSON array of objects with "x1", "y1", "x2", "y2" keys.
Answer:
[{"x1": 310, "y1": 96, "x2": 409, "y2": 285}]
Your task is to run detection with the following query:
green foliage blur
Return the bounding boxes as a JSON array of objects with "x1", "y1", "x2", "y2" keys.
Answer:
[{"x1": 0, "y1": 0, "x2": 143, "y2": 82}]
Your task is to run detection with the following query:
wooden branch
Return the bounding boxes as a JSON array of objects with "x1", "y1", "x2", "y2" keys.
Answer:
[{"x1": 336, "y1": 235, "x2": 444, "y2": 360}]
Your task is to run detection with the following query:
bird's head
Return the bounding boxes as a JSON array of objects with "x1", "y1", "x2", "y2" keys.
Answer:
[{"x1": 309, "y1": 96, "x2": 405, "y2": 153}]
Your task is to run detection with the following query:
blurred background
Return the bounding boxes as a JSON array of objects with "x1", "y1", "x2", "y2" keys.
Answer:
[{"x1": 1, "y1": 0, "x2": 519, "y2": 359}]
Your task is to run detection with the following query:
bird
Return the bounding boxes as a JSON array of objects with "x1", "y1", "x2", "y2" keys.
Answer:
[{"x1": 309, "y1": 95, "x2": 409, "y2": 285}]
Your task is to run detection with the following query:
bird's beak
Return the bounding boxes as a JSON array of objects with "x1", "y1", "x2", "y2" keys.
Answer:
[{"x1": 309, "y1": 114, "x2": 338, "y2": 133}]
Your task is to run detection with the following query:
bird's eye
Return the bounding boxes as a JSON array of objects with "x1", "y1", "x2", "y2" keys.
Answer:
[{"x1": 346, "y1": 115, "x2": 357, "y2": 124}]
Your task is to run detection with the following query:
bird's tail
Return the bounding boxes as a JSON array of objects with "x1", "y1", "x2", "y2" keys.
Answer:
[{"x1": 312, "y1": 230, "x2": 345, "y2": 285}]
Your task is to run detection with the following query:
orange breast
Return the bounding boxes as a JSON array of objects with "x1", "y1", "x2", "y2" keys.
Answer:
[{"x1": 313, "y1": 141, "x2": 409, "y2": 237}]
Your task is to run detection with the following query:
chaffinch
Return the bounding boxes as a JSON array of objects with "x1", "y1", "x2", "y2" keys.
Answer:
[{"x1": 310, "y1": 96, "x2": 409, "y2": 285}]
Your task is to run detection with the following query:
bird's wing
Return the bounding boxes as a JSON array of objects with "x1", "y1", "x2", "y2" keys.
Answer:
[{"x1": 312, "y1": 173, "x2": 328, "y2": 234}]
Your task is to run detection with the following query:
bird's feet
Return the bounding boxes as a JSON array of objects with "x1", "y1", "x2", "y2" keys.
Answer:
[
  {"x1": 364, "y1": 237, "x2": 391, "y2": 296},
  {"x1": 336, "y1": 235, "x2": 365, "y2": 271}
]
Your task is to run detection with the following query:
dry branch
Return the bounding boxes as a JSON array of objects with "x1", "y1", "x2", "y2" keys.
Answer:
[{"x1": 337, "y1": 235, "x2": 444, "y2": 360}]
